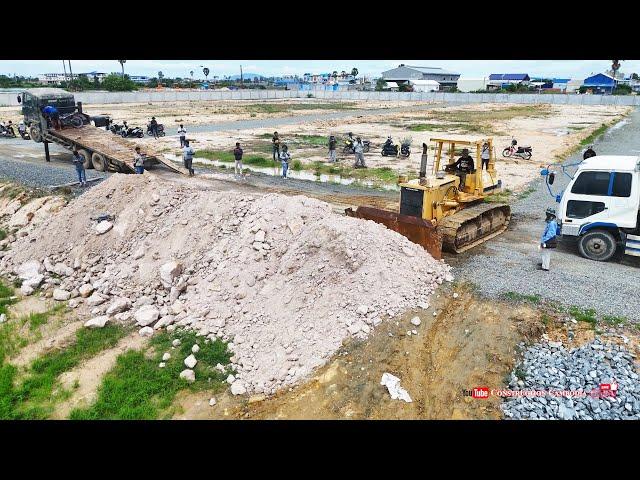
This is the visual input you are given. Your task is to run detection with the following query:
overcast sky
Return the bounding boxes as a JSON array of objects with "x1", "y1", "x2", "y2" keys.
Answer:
[{"x1": 1, "y1": 60, "x2": 637, "y2": 79}]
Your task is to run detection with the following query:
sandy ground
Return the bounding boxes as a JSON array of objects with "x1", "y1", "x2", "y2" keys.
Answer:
[
  {"x1": 135, "y1": 102, "x2": 631, "y2": 193},
  {"x1": 0, "y1": 99, "x2": 436, "y2": 128}
]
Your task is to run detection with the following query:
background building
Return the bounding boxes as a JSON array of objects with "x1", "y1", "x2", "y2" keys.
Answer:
[
  {"x1": 488, "y1": 74, "x2": 531, "y2": 89},
  {"x1": 381, "y1": 65, "x2": 460, "y2": 91},
  {"x1": 583, "y1": 73, "x2": 617, "y2": 94}
]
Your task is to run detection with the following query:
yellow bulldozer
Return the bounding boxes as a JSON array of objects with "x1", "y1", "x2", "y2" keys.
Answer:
[{"x1": 346, "y1": 137, "x2": 511, "y2": 259}]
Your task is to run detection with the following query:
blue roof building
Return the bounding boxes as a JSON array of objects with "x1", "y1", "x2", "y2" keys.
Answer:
[
  {"x1": 583, "y1": 73, "x2": 617, "y2": 94},
  {"x1": 488, "y1": 73, "x2": 531, "y2": 83}
]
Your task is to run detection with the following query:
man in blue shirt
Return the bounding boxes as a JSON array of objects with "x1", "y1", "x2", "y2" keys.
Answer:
[
  {"x1": 42, "y1": 105, "x2": 60, "y2": 130},
  {"x1": 540, "y1": 208, "x2": 559, "y2": 271}
]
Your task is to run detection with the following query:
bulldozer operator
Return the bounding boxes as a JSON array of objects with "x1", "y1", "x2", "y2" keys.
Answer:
[{"x1": 445, "y1": 148, "x2": 475, "y2": 188}]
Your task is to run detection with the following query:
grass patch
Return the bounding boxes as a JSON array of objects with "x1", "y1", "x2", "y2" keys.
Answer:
[
  {"x1": 244, "y1": 102, "x2": 355, "y2": 114},
  {"x1": 580, "y1": 123, "x2": 609, "y2": 146},
  {"x1": 602, "y1": 315, "x2": 626, "y2": 327},
  {"x1": 518, "y1": 187, "x2": 536, "y2": 200},
  {"x1": 0, "y1": 325, "x2": 127, "y2": 419},
  {"x1": 197, "y1": 150, "x2": 278, "y2": 168},
  {"x1": 0, "y1": 229, "x2": 6, "y2": 242},
  {"x1": 70, "y1": 329, "x2": 233, "y2": 420},
  {"x1": 290, "y1": 134, "x2": 329, "y2": 147},
  {"x1": 502, "y1": 291, "x2": 542, "y2": 304},
  {"x1": 407, "y1": 122, "x2": 486, "y2": 133},
  {"x1": 484, "y1": 189, "x2": 513, "y2": 204},
  {"x1": 568, "y1": 306, "x2": 597, "y2": 326}
]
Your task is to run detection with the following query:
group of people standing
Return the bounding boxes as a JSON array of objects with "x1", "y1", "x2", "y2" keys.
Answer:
[{"x1": 271, "y1": 131, "x2": 291, "y2": 178}]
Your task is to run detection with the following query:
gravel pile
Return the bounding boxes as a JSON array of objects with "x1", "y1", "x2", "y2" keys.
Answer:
[
  {"x1": 502, "y1": 338, "x2": 640, "y2": 420},
  {"x1": 0, "y1": 173, "x2": 452, "y2": 395}
]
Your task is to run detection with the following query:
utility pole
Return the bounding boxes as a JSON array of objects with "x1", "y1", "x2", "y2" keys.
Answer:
[
  {"x1": 68, "y1": 60, "x2": 74, "y2": 90},
  {"x1": 62, "y1": 60, "x2": 68, "y2": 86},
  {"x1": 240, "y1": 65, "x2": 243, "y2": 87}
]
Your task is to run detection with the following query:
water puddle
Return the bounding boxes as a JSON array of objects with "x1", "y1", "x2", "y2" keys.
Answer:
[
  {"x1": 164, "y1": 153, "x2": 400, "y2": 191},
  {"x1": 607, "y1": 118, "x2": 629, "y2": 133}
]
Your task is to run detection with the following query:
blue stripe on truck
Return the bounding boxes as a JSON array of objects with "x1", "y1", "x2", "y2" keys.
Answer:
[{"x1": 579, "y1": 222, "x2": 620, "y2": 235}]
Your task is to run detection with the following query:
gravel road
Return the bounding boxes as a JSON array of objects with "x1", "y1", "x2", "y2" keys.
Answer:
[
  {"x1": 450, "y1": 108, "x2": 640, "y2": 322},
  {"x1": 0, "y1": 137, "x2": 109, "y2": 188}
]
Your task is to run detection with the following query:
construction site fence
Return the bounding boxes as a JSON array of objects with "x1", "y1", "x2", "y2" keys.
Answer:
[{"x1": 3, "y1": 90, "x2": 640, "y2": 107}]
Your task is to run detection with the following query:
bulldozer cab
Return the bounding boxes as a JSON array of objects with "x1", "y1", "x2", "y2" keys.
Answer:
[{"x1": 430, "y1": 137, "x2": 499, "y2": 196}]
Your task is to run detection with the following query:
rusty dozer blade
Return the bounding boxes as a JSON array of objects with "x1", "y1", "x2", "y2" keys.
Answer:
[{"x1": 345, "y1": 206, "x2": 443, "y2": 259}]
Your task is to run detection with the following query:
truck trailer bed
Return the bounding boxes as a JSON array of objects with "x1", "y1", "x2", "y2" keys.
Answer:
[{"x1": 46, "y1": 125, "x2": 189, "y2": 175}]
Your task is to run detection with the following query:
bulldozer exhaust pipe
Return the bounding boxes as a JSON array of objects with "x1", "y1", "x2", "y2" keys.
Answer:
[{"x1": 419, "y1": 142, "x2": 428, "y2": 180}]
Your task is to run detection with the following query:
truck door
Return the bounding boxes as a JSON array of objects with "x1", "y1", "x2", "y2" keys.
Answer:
[
  {"x1": 564, "y1": 171, "x2": 611, "y2": 229},
  {"x1": 607, "y1": 171, "x2": 636, "y2": 228}
]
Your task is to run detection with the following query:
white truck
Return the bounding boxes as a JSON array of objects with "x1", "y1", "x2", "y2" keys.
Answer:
[{"x1": 552, "y1": 155, "x2": 640, "y2": 262}]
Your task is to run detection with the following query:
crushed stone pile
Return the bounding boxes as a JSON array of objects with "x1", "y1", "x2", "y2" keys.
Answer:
[
  {"x1": 502, "y1": 338, "x2": 640, "y2": 420},
  {"x1": 0, "y1": 173, "x2": 452, "y2": 395}
]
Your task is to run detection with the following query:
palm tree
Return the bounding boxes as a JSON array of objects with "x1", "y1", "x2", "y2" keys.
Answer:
[
  {"x1": 351, "y1": 67, "x2": 359, "y2": 78},
  {"x1": 118, "y1": 60, "x2": 126, "y2": 78},
  {"x1": 202, "y1": 67, "x2": 210, "y2": 81},
  {"x1": 190, "y1": 70, "x2": 194, "y2": 79}
]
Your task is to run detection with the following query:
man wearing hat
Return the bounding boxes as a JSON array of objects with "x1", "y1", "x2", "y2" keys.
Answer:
[
  {"x1": 540, "y1": 207, "x2": 559, "y2": 271},
  {"x1": 450, "y1": 148, "x2": 475, "y2": 188}
]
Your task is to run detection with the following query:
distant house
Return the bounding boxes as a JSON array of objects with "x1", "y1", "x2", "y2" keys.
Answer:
[
  {"x1": 457, "y1": 77, "x2": 489, "y2": 92},
  {"x1": 552, "y1": 78, "x2": 571, "y2": 92},
  {"x1": 381, "y1": 65, "x2": 460, "y2": 91},
  {"x1": 129, "y1": 75, "x2": 151, "y2": 84},
  {"x1": 381, "y1": 81, "x2": 399, "y2": 92},
  {"x1": 566, "y1": 79, "x2": 584, "y2": 93},
  {"x1": 488, "y1": 74, "x2": 531, "y2": 88},
  {"x1": 409, "y1": 79, "x2": 440, "y2": 92},
  {"x1": 583, "y1": 73, "x2": 617, "y2": 94}
]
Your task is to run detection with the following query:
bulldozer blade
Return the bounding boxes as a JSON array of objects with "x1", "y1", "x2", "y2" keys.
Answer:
[{"x1": 345, "y1": 206, "x2": 443, "y2": 259}]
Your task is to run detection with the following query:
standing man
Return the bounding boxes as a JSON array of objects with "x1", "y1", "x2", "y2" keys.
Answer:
[
  {"x1": 353, "y1": 137, "x2": 366, "y2": 168},
  {"x1": 72, "y1": 149, "x2": 87, "y2": 187},
  {"x1": 328, "y1": 135, "x2": 337, "y2": 163},
  {"x1": 134, "y1": 146, "x2": 146, "y2": 174},
  {"x1": 481, "y1": 142, "x2": 491, "y2": 171},
  {"x1": 539, "y1": 208, "x2": 558, "y2": 272},
  {"x1": 233, "y1": 142, "x2": 244, "y2": 176},
  {"x1": 182, "y1": 140, "x2": 195, "y2": 176},
  {"x1": 279, "y1": 144, "x2": 290, "y2": 179},
  {"x1": 272, "y1": 131, "x2": 280, "y2": 162},
  {"x1": 149, "y1": 117, "x2": 159, "y2": 139},
  {"x1": 178, "y1": 124, "x2": 187, "y2": 147}
]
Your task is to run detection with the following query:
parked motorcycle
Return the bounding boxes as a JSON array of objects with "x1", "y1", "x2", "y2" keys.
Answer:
[
  {"x1": 18, "y1": 124, "x2": 30, "y2": 140},
  {"x1": 109, "y1": 122, "x2": 124, "y2": 135},
  {"x1": 502, "y1": 138, "x2": 532, "y2": 160},
  {"x1": 343, "y1": 136, "x2": 370, "y2": 154},
  {"x1": 120, "y1": 125, "x2": 145, "y2": 138},
  {"x1": 381, "y1": 136, "x2": 410, "y2": 157},
  {"x1": 146, "y1": 123, "x2": 166, "y2": 137},
  {"x1": 59, "y1": 112, "x2": 85, "y2": 128}
]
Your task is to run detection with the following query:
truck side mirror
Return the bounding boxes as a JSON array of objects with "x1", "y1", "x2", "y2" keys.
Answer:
[
  {"x1": 548, "y1": 172, "x2": 555, "y2": 185},
  {"x1": 17, "y1": 95, "x2": 21, "y2": 104}
]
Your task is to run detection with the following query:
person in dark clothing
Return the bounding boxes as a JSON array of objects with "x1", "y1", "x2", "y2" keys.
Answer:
[
  {"x1": 481, "y1": 142, "x2": 491, "y2": 170},
  {"x1": 583, "y1": 146, "x2": 596, "y2": 160},
  {"x1": 72, "y1": 149, "x2": 87, "y2": 186},
  {"x1": 233, "y1": 142, "x2": 244, "y2": 176},
  {"x1": 149, "y1": 117, "x2": 159, "y2": 139},
  {"x1": 328, "y1": 135, "x2": 337, "y2": 162},
  {"x1": 450, "y1": 148, "x2": 475, "y2": 188},
  {"x1": 42, "y1": 105, "x2": 60, "y2": 130},
  {"x1": 272, "y1": 131, "x2": 280, "y2": 161}
]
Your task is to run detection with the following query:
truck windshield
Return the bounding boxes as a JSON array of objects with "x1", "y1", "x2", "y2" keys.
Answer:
[{"x1": 571, "y1": 171, "x2": 632, "y2": 197}]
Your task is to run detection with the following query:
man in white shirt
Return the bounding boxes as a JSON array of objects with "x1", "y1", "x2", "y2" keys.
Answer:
[
  {"x1": 182, "y1": 140, "x2": 195, "y2": 176},
  {"x1": 178, "y1": 124, "x2": 187, "y2": 147}
]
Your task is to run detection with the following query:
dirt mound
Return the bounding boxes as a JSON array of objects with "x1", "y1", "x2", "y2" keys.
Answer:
[{"x1": 0, "y1": 173, "x2": 451, "y2": 394}]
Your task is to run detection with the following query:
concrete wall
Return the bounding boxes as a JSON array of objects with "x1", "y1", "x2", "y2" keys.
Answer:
[{"x1": 2, "y1": 89, "x2": 640, "y2": 107}]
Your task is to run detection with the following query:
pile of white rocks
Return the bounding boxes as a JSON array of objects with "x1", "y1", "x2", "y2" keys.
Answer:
[{"x1": 0, "y1": 173, "x2": 453, "y2": 395}]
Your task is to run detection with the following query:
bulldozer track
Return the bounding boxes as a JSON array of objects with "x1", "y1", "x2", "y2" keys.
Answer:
[{"x1": 438, "y1": 203, "x2": 511, "y2": 254}]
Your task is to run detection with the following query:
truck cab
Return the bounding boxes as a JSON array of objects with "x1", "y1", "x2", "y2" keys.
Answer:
[
  {"x1": 18, "y1": 88, "x2": 78, "y2": 142},
  {"x1": 557, "y1": 155, "x2": 640, "y2": 261}
]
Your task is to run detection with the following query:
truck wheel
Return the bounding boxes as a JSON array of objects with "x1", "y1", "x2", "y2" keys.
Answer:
[
  {"x1": 92, "y1": 152, "x2": 107, "y2": 172},
  {"x1": 77, "y1": 149, "x2": 93, "y2": 169},
  {"x1": 578, "y1": 230, "x2": 617, "y2": 262},
  {"x1": 30, "y1": 125, "x2": 42, "y2": 143}
]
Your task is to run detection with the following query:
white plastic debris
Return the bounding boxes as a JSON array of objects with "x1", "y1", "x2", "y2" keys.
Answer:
[{"x1": 380, "y1": 372, "x2": 412, "y2": 403}]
